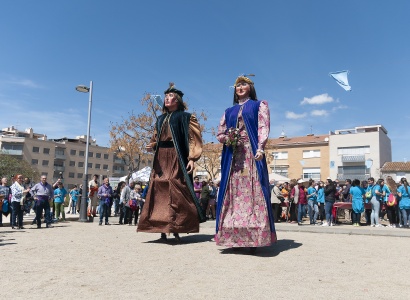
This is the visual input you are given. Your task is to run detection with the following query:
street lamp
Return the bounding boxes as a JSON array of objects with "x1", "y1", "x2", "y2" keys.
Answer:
[{"x1": 76, "y1": 81, "x2": 93, "y2": 222}]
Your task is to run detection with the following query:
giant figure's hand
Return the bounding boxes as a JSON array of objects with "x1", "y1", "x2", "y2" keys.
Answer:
[
  {"x1": 186, "y1": 160, "x2": 195, "y2": 174},
  {"x1": 254, "y1": 152, "x2": 264, "y2": 161}
]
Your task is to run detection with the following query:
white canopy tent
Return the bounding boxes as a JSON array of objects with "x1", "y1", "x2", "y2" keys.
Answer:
[
  {"x1": 268, "y1": 173, "x2": 290, "y2": 183},
  {"x1": 119, "y1": 166, "x2": 152, "y2": 183}
]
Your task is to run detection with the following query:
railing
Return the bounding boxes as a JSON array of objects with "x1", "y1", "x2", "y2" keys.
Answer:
[
  {"x1": 341, "y1": 155, "x2": 365, "y2": 162},
  {"x1": 54, "y1": 166, "x2": 65, "y2": 172},
  {"x1": 0, "y1": 149, "x2": 23, "y2": 155},
  {"x1": 55, "y1": 154, "x2": 66, "y2": 160},
  {"x1": 337, "y1": 174, "x2": 370, "y2": 181}
]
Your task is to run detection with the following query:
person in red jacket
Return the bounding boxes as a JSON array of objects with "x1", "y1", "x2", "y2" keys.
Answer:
[{"x1": 290, "y1": 179, "x2": 307, "y2": 225}]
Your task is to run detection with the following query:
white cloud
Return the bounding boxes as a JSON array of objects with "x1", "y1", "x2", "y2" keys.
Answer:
[
  {"x1": 332, "y1": 105, "x2": 348, "y2": 112},
  {"x1": 300, "y1": 93, "x2": 334, "y2": 105},
  {"x1": 285, "y1": 111, "x2": 307, "y2": 119},
  {"x1": 0, "y1": 77, "x2": 42, "y2": 89},
  {"x1": 311, "y1": 110, "x2": 328, "y2": 116}
]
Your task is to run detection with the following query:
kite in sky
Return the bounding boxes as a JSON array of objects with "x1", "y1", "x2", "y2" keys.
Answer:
[{"x1": 329, "y1": 70, "x2": 352, "y2": 91}]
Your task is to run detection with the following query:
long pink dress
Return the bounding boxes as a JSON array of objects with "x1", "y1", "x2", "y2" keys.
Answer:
[{"x1": 215, "y1": 100, "x2": 276, "y2": 247}]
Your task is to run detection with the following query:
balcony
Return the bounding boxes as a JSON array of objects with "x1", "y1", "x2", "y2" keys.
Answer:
[
  {"x1": 341, "y1": 155, "x2": 365, "y2": 162},
  {"x1": 1, "y1": 149, "x2": 23, "y2": 155},
  {"x1": 114, "y1": 158, "x2": 124, "y2": 164},
  {"x1": 54, "y1": 166, "x2": 65, "y2": 172},
  {"x1": 55, "y1": 153, "x2": 66, "y2": 160},
  {"x1": 337, "y1": 174, "x2": 370, "y2": 181}
]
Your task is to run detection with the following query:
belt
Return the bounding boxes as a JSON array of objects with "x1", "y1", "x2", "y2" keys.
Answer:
[{"x1": 157, "y1": 141, "x2": 174, "y2": 148}]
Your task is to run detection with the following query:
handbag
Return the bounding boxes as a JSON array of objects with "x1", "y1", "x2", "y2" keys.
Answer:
[{"x1": 272, "y1": 187, "x2": 285, "y2": 202}]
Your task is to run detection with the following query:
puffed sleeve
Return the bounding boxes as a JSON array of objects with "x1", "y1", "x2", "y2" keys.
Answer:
[
  {"x1": 257, "y1": 100, "x2": 270, "y2": 150},
  {"x1": 188, "y1": 114, "x2": 203, "y2": 162},
  {"x1": 216, "y1": 112, "x2": 227, "y2": 144}
]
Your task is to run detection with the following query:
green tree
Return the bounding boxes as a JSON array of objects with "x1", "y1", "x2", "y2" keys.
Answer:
[{"x1": 0, "y1": 153, "x2": 38, "y2": 181}]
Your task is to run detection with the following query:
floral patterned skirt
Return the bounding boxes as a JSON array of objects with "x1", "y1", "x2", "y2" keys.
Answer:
[{"x1": 215, "y1": 142, "x2": 274, "y2": 247}]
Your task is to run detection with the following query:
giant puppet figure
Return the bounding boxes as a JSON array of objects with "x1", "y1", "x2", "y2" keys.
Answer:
[
  {"x1": 215, "y1": 75, "x2": 277, "y2": 253},
  {"x1": 137, "y1": 83, "x2": 205, "y2": 241}
]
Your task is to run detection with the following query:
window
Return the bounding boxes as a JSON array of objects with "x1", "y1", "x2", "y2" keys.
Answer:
[
  {"x1": 42, "y1": 160, "x2": 49, "y2": 166},
  {"x1": 43, "y1": 148, "x2": 50, "y2": 154},
  {"x1": 70, "y1": 149, "x2": 76, "y2": 155},
  {"x1": 303, "y1": 168, "x2": 321, "y2": 180},
  {"x1": 69, "y1": 172, "x2": 75, "y2": 178},
  {"x1": 103, "y1": 164, "x2": 108, "y2": 170},
  {"x1": 31, "y1": 159, "x2": 38, "y2": 165},
  {"x1": 96, "y1": 153, "x2": 101, "y2": 158},
  {"x1": 88, "y1": 163, "x2": 92, "y2": 168},
  {"x1": 95, "y1": 163, "x2": 101, "y2": 169},
  {"x1": 271, "y1": 151, "x2": 288, "y2": 160},
  {"x1": 55, "y1": 149, "x2": 64, "y2": 156},
  {"x1": 79, "y1": 150, "x2": 85, "y2": 156},
  {"x1": 303, "y1": 150, "x2": 321, "y2": 159},
  {"x1": 77, "y1": 173, "x2": 83, "y2": 179},
  {"x1": 89, "y1": 152, "x2": 93, "y2": 157},
  {"x1": 33, "y1": 146, "x2": 40, "y2": 153},
  {"x1": 104, "y1": 154, "x2": 109, "y2": 159},
  {"x1": 69, "y1": 161, "x2": 75, "y2": 167},
  {"x1": 337, "y1": 146, "x2": 370, "y2": 155},
  {"x1": 270, "y1": 167, "x2": 288, "y2": 178},
  {"x1": 78, "y1": 162, "x2": 84, "y2": 167}
]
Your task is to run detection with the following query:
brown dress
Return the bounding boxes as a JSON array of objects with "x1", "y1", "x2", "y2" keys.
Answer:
[{"x1": 137, "y1": 114, "x2": 202, "y2": 233}]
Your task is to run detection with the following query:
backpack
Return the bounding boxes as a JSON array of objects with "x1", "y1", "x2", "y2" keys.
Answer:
[
  {"x1": 387, "y1": 193, "x2": 397, "y2": 206},
  {"x1": 2, "y1": 199, "x2": 9, "y2": 213}
]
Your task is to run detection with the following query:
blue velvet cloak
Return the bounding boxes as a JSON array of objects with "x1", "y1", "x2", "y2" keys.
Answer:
[{"x1": 215, "y1": 100, "x2": 276, "y2": 235}]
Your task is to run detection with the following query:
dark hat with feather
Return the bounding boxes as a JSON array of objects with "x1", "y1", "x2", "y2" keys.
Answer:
[{"x1": 164, "y1": 82, "x2": 184, "y2": 97}]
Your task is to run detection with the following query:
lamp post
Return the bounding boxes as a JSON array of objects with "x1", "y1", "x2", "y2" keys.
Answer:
[{"x1": 76, "y1": 81, "x2": 93, "y2": 222}]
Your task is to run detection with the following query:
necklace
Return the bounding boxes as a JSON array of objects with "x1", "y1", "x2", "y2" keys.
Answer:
[{"x1": 238, "y1": 97, "x2": 250, "y2": 105}]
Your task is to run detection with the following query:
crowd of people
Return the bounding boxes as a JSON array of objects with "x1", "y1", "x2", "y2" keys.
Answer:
[
  {"x1": 0, "y1": 172, "x2": 150, "y2": 229},
  {"x1": 269, "y1": 176, "x2": 410, "y2": 228}
]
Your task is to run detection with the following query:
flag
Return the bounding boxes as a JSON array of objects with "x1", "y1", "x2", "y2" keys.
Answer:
[{"x1": 329, "y1": 70, "x2": 351, "y2": 91}]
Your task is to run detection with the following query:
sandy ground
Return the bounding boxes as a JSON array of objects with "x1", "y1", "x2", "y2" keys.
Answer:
[{"x1": 1, "y1": 215, "x2": 410, "y2": 300}]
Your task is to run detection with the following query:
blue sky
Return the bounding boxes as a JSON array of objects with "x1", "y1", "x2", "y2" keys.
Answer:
[{"x1": 1, "y1": 1, "x2": 409, "y2": 161}]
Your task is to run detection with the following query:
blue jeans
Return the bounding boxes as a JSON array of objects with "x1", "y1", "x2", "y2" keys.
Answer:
[
  {"x1": 401, "y1": 208, "x2": 410, "y2": 227},
  {"x1": 325, "y1": 201, "x2": 334, "y2": 223},
  {"x1": 298, "y1": 203, "x2": 307, "y2": 223},
  {"x1": 99, "y1": 200, "x2": 109, "y2": 223},
  {"x1": 11, "y1": 201, "x2": 24, "y2": 227},
  {"x1": 308, "y1": 200, "x2": 319, "y2": 224}
]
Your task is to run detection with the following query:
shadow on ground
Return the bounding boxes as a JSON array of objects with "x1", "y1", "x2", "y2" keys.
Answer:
[
  {"x1": 144, "y1": 234, "x2": 214, "y2": 245},
  {"x1": 219, "y1": 239, "x2": 302, "y2": 257}
]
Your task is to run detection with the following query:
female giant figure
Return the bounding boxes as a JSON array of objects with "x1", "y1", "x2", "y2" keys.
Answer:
[{"x1": 215, "y1": 75, "x2": 277, "y2": 251}]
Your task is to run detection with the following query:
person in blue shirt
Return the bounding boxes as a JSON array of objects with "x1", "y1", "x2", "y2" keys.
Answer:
[
  {"x1": 54, "y1": 182, "x2": 67, "y2": 222},
  {"x1": 366, "y1": 177, "x2": 382, "y2": 227},
  {"x1": 375, "y1": 178, "x2": 388, "y2": 222},
  {"x1": 317, "y1": 181, "x2": 325, "y2": 224},
  {"x1": 397, "y1": 177, "x2": 410, "y2": 228},
  {"x1": 350, "y1": 179, "x2": 365, "y2": 227},
  {"x1": 307, "y1": 179, "x2": 319, "y2": 225},
  {"x1": 68, "y1": 185, "x2": 80, "y2": 214}
]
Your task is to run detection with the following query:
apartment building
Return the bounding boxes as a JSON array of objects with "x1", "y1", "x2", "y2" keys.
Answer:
[
  {"x1": 0, "y1": 126, "x2": 131, "y2": 188},
  {"x1": 328, "y1": 125, "x2": 391, "y2": 181},
  {"x1": 267, "y1": 134, "x2": 330, "y2": 180}
]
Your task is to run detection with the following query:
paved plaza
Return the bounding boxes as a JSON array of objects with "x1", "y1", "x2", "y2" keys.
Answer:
[{"x1": 1, "y1": 214, "x2": 409, "y2": 299}]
